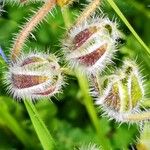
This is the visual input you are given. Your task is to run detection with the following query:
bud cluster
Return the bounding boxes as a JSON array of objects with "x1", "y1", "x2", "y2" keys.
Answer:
[{"x1": 1, "y1": 1, "x2": 150, "y2": 150}]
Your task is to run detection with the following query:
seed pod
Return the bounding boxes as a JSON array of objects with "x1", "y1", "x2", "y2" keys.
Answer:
[
  {"x1": 96, "y1": 60, "x2": 145, "y2": 122},
  {"x1": 62, "y1": 16, "x2": 121, "y2": 74},
  {"x1": 5, "y1": 52, "x2": 63, "y2": 100}
]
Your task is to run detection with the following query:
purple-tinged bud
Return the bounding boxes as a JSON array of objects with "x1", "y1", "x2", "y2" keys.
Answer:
[
  {"x1": 62, "y1": 16, "x2": 121, "y2": 74},
  {"x1": 5, "y1": 52, "x2": 63, "y2": 100},
  {"x1": 96, "y1": 60, "x2": 145, "y2": 123}
]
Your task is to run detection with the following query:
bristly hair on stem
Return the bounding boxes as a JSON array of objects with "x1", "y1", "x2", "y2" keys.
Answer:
[
  {"x1": 73, "y1": 0, "x2": 101, "y2": 28},
  {"x1": 11, "y1": 0, "x2": 56, "y2": 62}
]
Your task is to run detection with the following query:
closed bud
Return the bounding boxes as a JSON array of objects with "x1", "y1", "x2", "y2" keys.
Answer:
[
  {"x1": 5, "y1": 52, "x2": 63, "y2": 100},
  {"x1": 96, "y1": 60, "x2": 145, "y2": 122},
  {"x1": 62, "y1": 16, "x2": 121, "y2": 74}
]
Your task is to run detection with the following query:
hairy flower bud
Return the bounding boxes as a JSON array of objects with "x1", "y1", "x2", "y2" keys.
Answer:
[
  {"x1": 5, "y1": 52, "x2": 63, "y2": 100},
  {"x1": 62, "y1": 16, "x2": 121, "y2": 74},
  {"x1": 96, "y1": 60, "x2": 145, "y2": 122}
]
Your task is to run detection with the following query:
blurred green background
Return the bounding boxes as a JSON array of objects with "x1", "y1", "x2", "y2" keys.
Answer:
[{"x1": 0, "y1": 0, "x2": 150, "y2": 149}]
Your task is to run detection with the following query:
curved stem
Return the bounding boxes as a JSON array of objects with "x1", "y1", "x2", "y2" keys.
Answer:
[
  {"x1": 73, "y1": 0, "x2": 100, "y2": 27},
  {"x1": 125, "y1": 112, "x2": 150, "y2": 122},
  {"x1": 11, "y1": 0, "x2": 56, "y2": 62}
]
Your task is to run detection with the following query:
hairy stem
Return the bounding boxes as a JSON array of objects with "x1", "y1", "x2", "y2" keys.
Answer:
[
  {"x1": 125, "y1": 112, "x2": 150, "y2": 121},
  {"x1": 11, "y1": 0, "x2": 56, "y2": 62},
  {"x1": 74, "y1": 0, "x2": 100, "y2": 27}
]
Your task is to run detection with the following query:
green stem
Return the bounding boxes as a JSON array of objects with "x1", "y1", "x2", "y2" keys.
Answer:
[
  {"x1": 0, "y1": 106, "x2": 32, "y2": 148},
  {"x1": 125, "y1": 111, "x2": 150, "y2": 122},
  {"x1": 76, "y1": 71, "x2": 111, "y2": 150},
  {"x1": 106, "y1": 0, "x2": 150, "y2": 55},
  {"x1": 24, "y1": 100, "x2": 55, "y2": 150}
]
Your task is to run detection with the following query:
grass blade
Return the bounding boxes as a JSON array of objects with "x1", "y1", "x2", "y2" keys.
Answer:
[
  {"x1": 106, "y1": 0, "x2": 150, "y2": 55},
  {"x1": 24, "y1": 100, "x2": 55, "y2": 150}
]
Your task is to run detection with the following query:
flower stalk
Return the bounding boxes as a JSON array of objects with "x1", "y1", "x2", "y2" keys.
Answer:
[
  {"x1": 74, "y1": 0, "x2": 100, "y2": 27},
  {"x1": 124, "y1": 112, "x2": 150, "y2": 122},
  {"x1": 11, "y1": 0, "x2": 56, "y2": 61}
]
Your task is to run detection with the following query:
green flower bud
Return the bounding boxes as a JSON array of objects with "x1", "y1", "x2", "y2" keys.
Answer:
[{"x1": 96, "y1": 60, "x2": 145, "y2": 122}]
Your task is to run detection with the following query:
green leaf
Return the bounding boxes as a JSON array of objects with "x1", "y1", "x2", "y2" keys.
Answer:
[
  {"x1": 24, "y1": 100, "x2": 55, "y2": 150},
  {"x1": 0, "y1": 97, "x2": 33, "y2": 148},
  {"x1": 106, "y1": 0, "x2": 150, "y2": 55}
]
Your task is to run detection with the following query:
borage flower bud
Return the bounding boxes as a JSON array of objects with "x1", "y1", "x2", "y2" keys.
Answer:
[
  {"x1": 62, "y1": 16, "x2": 121, "y2": 74},
  {"x1": 96, "y1": 60, "x2": 145, "y2": 123},
  {"x1": 5, "y1": 52, "x2": 63, "y2": 100}
]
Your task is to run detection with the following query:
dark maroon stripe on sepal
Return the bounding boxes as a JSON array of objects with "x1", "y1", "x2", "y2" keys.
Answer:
[
  {"x1": 11, "y1": 74, "x2": 48, "y2": 89},
  {"x1": 77, "y1": 44, "x2": 107, "y2": 67},
  {"x1": 73, "y1": 27, "x2": 97, "y2": 49}
]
